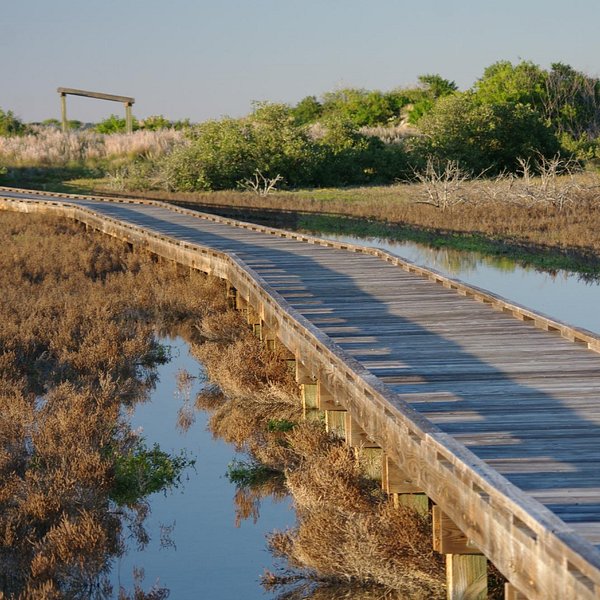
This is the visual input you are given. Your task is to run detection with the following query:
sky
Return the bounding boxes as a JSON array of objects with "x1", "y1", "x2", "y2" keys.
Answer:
[{"x1": 3, "y1": 0, "x2": 600, "y2": 123}]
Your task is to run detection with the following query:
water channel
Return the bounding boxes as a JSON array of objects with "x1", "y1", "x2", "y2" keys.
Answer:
[
  {"x1": 111, "y1": 338, "x2": 293, "y2": 599},
  {"x1": 111, "y1": 229, "x2": 599, "y2": 598}
]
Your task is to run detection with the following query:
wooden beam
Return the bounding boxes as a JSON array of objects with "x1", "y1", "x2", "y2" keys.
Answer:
[
  {"x1": 505, "y1": 583, "x2": 528, "y2": 599},
  {"x1": 433, "y1": 506, "x2": 481, "y2": 555},
  {"x1": 382, "y1": 454, "x2": 422, "y2": 494},
  {"x1": 446, "y1": 554, "x2": 488, "y2": 600},
  {"x1": 325, "y1": 409, "x2": 346, "y2": 438},
  {"x1": 344, "y1": 414, "x2": 379, "y2": 448},
  {"x1": 57, "y1": 87, "x2": 135, "y2": 104},
  {"x1": 317, "y1": 380, "x2": 340, "y2": 411}
]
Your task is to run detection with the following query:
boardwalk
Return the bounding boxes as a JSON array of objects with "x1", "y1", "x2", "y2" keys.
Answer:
[{"x1": 2, "y1": 187, "x2": 600, "y2": 599}]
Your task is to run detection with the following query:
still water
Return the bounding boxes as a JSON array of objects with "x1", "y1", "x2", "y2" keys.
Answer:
[
  {"x1": 309, "y1": 233, "x2": 600, "y2": 336},
  {"x1": 111, "y1": 338, "x2": 293, "y2": 599}
]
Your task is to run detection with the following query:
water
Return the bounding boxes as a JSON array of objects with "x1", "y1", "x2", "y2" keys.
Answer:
[
  {"x1": 309, "y1": 233, "x2": 600, "y2": 336},
  {"x1": 111, "y1": 338, "x2": 293, "y2": 599}
]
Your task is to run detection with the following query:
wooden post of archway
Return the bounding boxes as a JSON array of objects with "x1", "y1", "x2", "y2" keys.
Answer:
[{"x1": 57, "y1": 87, "x2": 136, "y2": 133}]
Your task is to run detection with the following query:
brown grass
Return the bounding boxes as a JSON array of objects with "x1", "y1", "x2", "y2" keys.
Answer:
[
  {"x1": 91, "y1": 172, "x2": 600, "y2": 255},
  {"x1": 0, "y1": 211, "x2": 230, "y2": 598}
]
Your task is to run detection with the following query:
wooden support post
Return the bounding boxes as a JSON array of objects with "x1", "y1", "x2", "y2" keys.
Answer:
[
  {"x1": 60, "y1": 93, "x2": 67, "y2": 132},
  {"x1": 344, "y1": 414, "x2": 379, "y2": 448},
  {"x1": 226, "y1": 283, "x2": 237, "y2": 309},
  {"x1": 125, "y1": 102, "x2": 133, "y2": 134},
  {"x1": 446, "y1": 554, "x2": 487, "y2": 600},
  {"x1": 432, "y1": 506, "x2": 487, "y2": 600},
  {"x1": 261, "y1": 321, "x2": 277, "y2": 350},
  {"x1": 382, "y1": 454, "x2": 429, "y2": 515},
  {"x1": 432, "y1": 506, "x2": 481, "y2": 555},
  {"x1": 504, "y1": 583, "x2": 527, "y2": 600},
  {"x1": 325, "y1": 409, "x2": 346, "y2": 438}
]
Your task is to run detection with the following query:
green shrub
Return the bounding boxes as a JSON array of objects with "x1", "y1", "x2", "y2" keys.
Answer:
[
  {"x1": 417, "y1": 92, "x2": 560, "y2": 173},
  {"x1": 95, "y1": 113, "x2": 139, "y2": 134},
  {"x1": 111, "y1": 439, "x2": 195, "y2": 506},
  {"x1": 0, "y1": 108, "x2": 26, "y2": 136}
]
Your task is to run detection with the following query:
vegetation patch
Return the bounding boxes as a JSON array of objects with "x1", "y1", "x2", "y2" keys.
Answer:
[{"x1": 0, "y1": 211, "x2": 227, "y2": 598}]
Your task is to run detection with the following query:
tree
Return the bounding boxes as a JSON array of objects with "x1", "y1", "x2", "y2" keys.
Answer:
[
  {"x1": 95, "y1": 114, "x2": 139, "y2": 134},
  {"x1": 473, "y1": 60, "x2": 546, "y2": 109},
  {"x1": 292, "y1": 96, "x2": 323, "y2": 125},
  {"x1": 417, "y1": 92, "x2": 559, "y2": 173},
  {"x1": 0, "y1": 108, "x2": 26, "y2": 136}
]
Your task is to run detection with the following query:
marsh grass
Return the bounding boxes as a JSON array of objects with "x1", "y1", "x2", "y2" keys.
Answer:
[
  {"x1": 94, "y1": 172, "x2": 600, "y2": 259},
  {"x1": 0, "y1": 128, "x2": 183, "y2": 168},
  {"x1": 0, "y1": 211, "x2": 228, "y2": 598}
]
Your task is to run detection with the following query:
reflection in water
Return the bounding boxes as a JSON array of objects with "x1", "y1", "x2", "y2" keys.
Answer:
[
  {"x1": 112, "y1": 338, "x2": 295, "y2": 600},
  {"x1": 310, "y1": 233, "x2": 600, "y2": 335}
]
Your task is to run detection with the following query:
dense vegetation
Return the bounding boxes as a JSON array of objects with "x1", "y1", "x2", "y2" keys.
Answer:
[
  {"x1": 0, "y1": 212, "x2": 230, "y2": 598},
  {"x1": 2, "y1": 59, "x2": 599, "y2": 194}
]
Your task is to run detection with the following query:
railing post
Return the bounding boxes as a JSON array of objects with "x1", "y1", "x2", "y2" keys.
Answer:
[
  {"x1": 60, "y1": 93, "x2": 68, "y2": 132},
  {"x1": 125, "y1": 102, "x2": 133, "y2": 134}
]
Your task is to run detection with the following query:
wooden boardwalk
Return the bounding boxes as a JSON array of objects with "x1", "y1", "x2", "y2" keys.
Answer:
[{"x1": 2, "y1": 187, "x2": 600, "y2": 599}]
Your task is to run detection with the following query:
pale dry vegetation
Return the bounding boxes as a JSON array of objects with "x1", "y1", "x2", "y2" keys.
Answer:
[
  {"x1": 0, "y1": 128, "x2": 183, "y2": 167},
  {"x1": 0, "y1": 211, "x2": 228, "y2": 598}
]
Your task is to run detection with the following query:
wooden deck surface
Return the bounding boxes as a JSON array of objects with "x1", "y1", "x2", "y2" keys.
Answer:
[
  {"x1": 58, "y1": 197, "x2": 600, "y2": 540},
  {"x1": 2, "y1": 187, "x2": 600, "y2": 596}
]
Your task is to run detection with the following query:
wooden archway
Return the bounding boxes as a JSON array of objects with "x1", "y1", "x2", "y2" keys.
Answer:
[{"x1": 57, "y1": 87, "x2": 135, "y2": 133}]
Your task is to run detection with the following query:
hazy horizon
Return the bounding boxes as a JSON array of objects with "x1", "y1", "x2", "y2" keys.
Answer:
[{"x1": 4, "y1": 0, "x2": 600, "y2": 123}]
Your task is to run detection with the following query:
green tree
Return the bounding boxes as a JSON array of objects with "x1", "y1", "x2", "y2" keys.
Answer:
[
  {"x1": 474, "y1": 60, "x2": 547, "y2": 109},
  {"x1": 95, "y1": 114, "x2": 139, "y2": 134},
  {"x1": 407, "y1": 74, "x2": 458, "y2": 124},
  {"x1": 0, "y1": 108, "x2": 26, "y2": 136},
  {"x1": 292, "y1": 95, "x2": 323, "y2": 125},
  {"x1": 418, "y1": 92, "x2": 559, "y2": 173}
]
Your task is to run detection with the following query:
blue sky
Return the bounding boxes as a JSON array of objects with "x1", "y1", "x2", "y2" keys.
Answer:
[{"x1": 3, "y1": 0, "x2": 600, "y2": 123}]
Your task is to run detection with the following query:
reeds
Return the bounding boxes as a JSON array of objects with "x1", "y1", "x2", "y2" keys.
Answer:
[
  {"x1": 190, "y1": 322, "x2": 446, "y2": 598},
  {"x1": 0, "y1": 127, "x2": 183, "y2": 167},
  {"x1": 0, "y1": 211, "x2": 228, "y2": 597}
]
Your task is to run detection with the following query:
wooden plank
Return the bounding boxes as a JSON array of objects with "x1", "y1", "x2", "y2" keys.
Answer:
[{"x1": 57, "y1": 87, "x2": 135, "y2": 104}]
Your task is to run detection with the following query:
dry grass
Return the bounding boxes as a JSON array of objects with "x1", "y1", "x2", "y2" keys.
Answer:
[
  {"x1": 0, "y1": 128, "x2": 183, "y2": 167},
  {"x1": 0, "y1": 211, "x2": 229, "y2": 598},
  {"x1": 98, "y1": 171, "x2": 600, "y2": 256}
]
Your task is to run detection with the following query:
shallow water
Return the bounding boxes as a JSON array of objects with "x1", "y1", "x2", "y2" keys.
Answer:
[
  {"x1": 111, "y1": 337, "x2": 293, "y2": 599},
  {"x1": 308, "y1": 233, "x2": 600, "y2": 336}
]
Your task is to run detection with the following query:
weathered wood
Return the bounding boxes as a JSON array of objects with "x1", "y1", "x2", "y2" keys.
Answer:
[
  {"x1": 433, "y1": 506, "x2": 481, "y2": 554},
  {"x1": 57, "y1": 87, "x2": 135, "y2": 104},
  {"x1": 60, "y1": 93, "x2": 67, "y2": 132},
  {"x1": 505, "y1": 583, "x2": 528, "y2": 599},
  {"x1": 325, "y1": 409, "x2": 346, "y2": 438},
  {"x1": 382, "y1": 454, "x2": 422, "y2": 494},
  {"x1": 446, "y1": 554, "x2": 487, "y2": 600},
  {"x1": 3, "y1": 188, "x2": 600, "y2": 599},
  {"x1": 344, "y1": 414, "x2": 379, "y2": 448}
]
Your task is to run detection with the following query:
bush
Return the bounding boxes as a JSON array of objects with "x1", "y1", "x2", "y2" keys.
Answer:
[
  {"x1": 95, "y1": 113, "x2": 140, "y2": 134},
  {"x1": 0, "y1": 108, "x2": 26, "y2": 136},
  {"x1": 417, "y1": 92, "x2": 560, "y2": 173}
]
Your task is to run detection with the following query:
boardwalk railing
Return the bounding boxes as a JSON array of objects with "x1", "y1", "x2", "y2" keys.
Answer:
[{"x1": 2, "y1": 187, "x2": 600, "y2": 599}]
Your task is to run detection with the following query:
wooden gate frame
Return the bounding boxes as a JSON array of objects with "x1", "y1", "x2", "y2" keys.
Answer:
[{"x1": 57, "y1": 87, "x2": 135, "y2": 133}]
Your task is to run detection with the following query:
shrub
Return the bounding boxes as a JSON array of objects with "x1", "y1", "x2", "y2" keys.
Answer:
[
  {"x1": 0, "y1": 108, "x2": 26, "y2": 136},
  {"x1": 417, "y1": 92, "x2": 560, "y2": 173}
]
